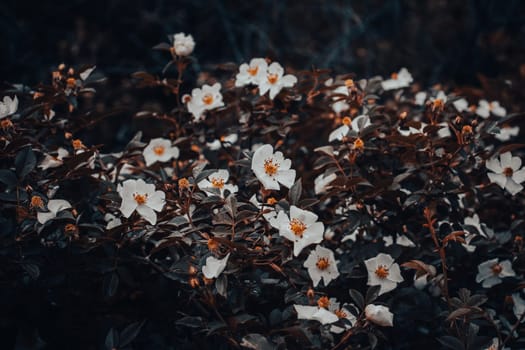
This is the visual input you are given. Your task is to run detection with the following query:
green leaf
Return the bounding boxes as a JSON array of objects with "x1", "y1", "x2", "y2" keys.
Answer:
[{"x1": 15, "y1": 146, "x2": 36, "y2": 179}]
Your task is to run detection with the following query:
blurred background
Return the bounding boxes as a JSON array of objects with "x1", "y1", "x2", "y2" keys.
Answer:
[{"x1": 1, "y1": 0, "x2": 524, "y2": 87}]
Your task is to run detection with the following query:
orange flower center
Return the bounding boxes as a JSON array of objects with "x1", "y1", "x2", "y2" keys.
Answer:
[
  {"x1": 335, "y1": 309, "x2": 347, "y2": 319},
  {"x1": 316, "y1": 257, "x2": 330, "y2": 270},
  {"x1": 353, "y1": 138, "x2": 364, "y2": 150},
  {"x1": 0, "y1": 119, "x2": 13, "y2": 129},
  {"x1": 290, "y1": 218, "x2": 307, "y2": 238},
  {"x1": 211, "y1": 177, "x2": 225, "y2": 189},
  {"x1": 267, "y1": 73, "x2": 279, "y2": 84},
  {"x1": 247, "y1": 66, "x2": 259, "y2": 76},
  {"x1": 263, "y1": 158, "x2": 279, "y2": 176},
  {"x1": 375, "y1": 265, "x2": 389, "y2": 279},
  {"x1": 491, "y1": 263, "x2": 503, "y2": 275},
  {"x1": 433, "y1": 99, "x2": 444, "y2": 110},
  {"x1": 30, "y1": 196, "x2": 44, "y2": 208},
  {"x1": 342, "y1": 116, "x2": 352, "y2": 126},
  {"x1": 266, "y1": 197, "x2": 278, "y2": 205},
  {"x1": 133, "y1": 193, "x2": 148, "y2": 205},
  {"x1": 72, "y1": 139, "x2": 84, "y2": 150},
  {"x1": 178, "y1": 178, "x2": 190, "y2": 189},
  {"x1": 202, "y1": 93, "x2": 214, "y2": 105},
  {"x1": 390, "y1": 72, "x2": 398, "y2": 80},
  {"x1": 503, "y1": 167, "x2": 514, "y2": 177},
  {"x1": 344, "y1": 79, "x2": 354, "y2": 88},
  {"x1": 153, "y1": 145, "x2": 165, "y2": 156},
  {"x1": 317, "y1": 296, "x2": 330, "y2": 309}
]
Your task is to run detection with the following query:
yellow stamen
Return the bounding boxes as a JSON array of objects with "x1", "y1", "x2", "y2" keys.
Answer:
[
  {"x1": 375, "y1": 265, "x2": 389, "y2": 279},
  {"x1": 263, "y1": 158, "x2": 279, "y2": 176},
  {"x1": 290, "y1": 218, "x2": 307, "y2": 238},
  {"x1": 317, "y1": 296, "x2": 330, "y2": 309},
  {"x1": 316, "y1": 257, "x2": 330, "y2": 270},
  {"x1": 335, "y1": 309, "x2": 347, "y2": 319},
  {"x1": 247, "y1": 66, "x2": 259, "y2": 76},
  {"x1": 153, "y1": 145, "x2": 165, "y2": 156},
  {"x1": 202, "y1": 93, "x2": 214, "y2": 105},
  {"x1": 267, "y1": 73, "x2": 279, "y2": 84},
  {"x1": 342, "y1": 116, "x2": 352, "y2": 126},
  {"x1": 503, "y1": 167, "x2": 513, "y2": 177},
  {"x1": 210, "y1": 177, "x2": 225, "y2": 189},
  {"x1": 491, "y1": 263, "x2": 503, "y2": 275},
  {"x1": 133, "y1": 193, "x2": 148, "y2": 205}
]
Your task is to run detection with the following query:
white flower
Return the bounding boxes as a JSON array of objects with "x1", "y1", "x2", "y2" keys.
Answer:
[
  {"x1": 258, "y1": 62, "x2": 297, "y2": 100},
  {"x1": 235, "y1": 58, "x2": 268, "y2": 87},
  {"x1": 0, "y1": 95, "x2": 18, "y2": 119},
  {"x1": 104, "y1": 213, "x2": 122, "y2": 230},
  {"x1": 249, "y1": 195, "x2": 279, "y2": 227},
  {"x1": 314, "y1": 173, "x2": 337, "y2": 195},
  {"x1": 143, "y1": 138, "x2": 180, "y2": 166},
  {"x1": 293, "y1": 305, "x2": 339, "y2": 325},
  {"x1": 476, "y1": 100, "x2": 506, "y2": 118},
  {"x1": 486, "y1": 152, "x2": 525, "y2": 195},
  {"x1": 198, "y1": 169, "x2": 238, "y2": 197},
  {"x1": 172, "y1": 32, "x2": 195, "y2": 56},
  {"x1": 365, "y1": 304, "x2": 393, "y2": 327},
  {"x1": 328, "y1": 115, "x2": 371, "y2": 142},
  {"x1": 453, "y1": 98, "x2": 469, "y2": 112},
  {"x1": 485, "y1": 337, "x2": 509, "y2": 350},
  {"x1": 364, "y1": 253, "x2": 404, "y2": 295},
  {"x1": 413, "y1": 265, "x2": 437, "y2": 290},
  {"x1": 303, "y1": 245, "x2": 339, "y2": 287},
  {"x1": 38, "y1": 147, "x2": 69, "y2": 170},
  {"x1": 476, "y1": 258, "x2": 515, "y2": 288},
  {"x1": 383, "y1": 234, "x2": 415, "y2": 247},
  {"x1": 206, "y1": 133, "x2": 238, "y2": 150},
  {"x1": 330, "y1": 85, "x2": 350, "y2": 115},
  {"x1": 328, "y1": 300, "x2": 357, "y2": 334},
  {"x1": 494, "y1": 126, "x2": 519, "y2": 142},
  {"x1": 37, "y1": 199, "x2": 72, "y2": 224},
  {"x1": 275, "y1": 205, "x2": 324, "y2": 256},
  {"x1": 251, "y1": 144, "x2": 296, "y2": 190},
  {"x1": 185, "y1": 83, "x2": 224, "y2": 121},
  {"x1": 202, "y1": 253, "x2": 230, "y2": 279},
  {"x1": 117, "y1": 179, "x2": 165, "y2": 225},
  {"x1": 512, "y1": 293, "x2": 525, "y2": 323},
  {"x1": 381, "y1": 68, "x2": 413, "y2": 91},
  {"x1": 415, "y1": 91, "x2": 427, "y2": 106}
]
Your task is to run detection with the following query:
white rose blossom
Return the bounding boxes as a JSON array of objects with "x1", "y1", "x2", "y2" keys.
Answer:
[
  {"x1": 453, "y1": 98, "x2": 469, "y2": 112},
  {"x1": 486, "y1": 152, "x2": 525, "y2": 196},
  {"x1": 303, "y1": 245, "x2": 340, "y2": 287},
  {"x1": 381, "y1": 68, "x2": 413, "y2": 91},
  {"x1": 143, "y1": 138, "x2": 180, "y2": 166},
  {"x1": 38, "y1": 147, "x2": 69, "y2": 170},
  {"x1": 251, "y1": 144, "x2": 296, "y2": 190},
  {"x1": 0, "y1": 95, "x2": 18, "y2": 119},
  {"x1": 198, "y1": 169, "x2": 238, "y2": 197},
  {"x1": 184, "y1": 83, "x2": 224, "y2": 121},
  {"x1": 475, "y1": 258, "x2": 515, "y2": 288},
  {"x1": 293, "y1": 304, "x2": 339, "y2": 325},
  {"x1": 476, "y1": 100, "x2": 506, "y2": 118},
  {"x1": 117, "y1": 179, "x2": 165, "y2": 225},
  {"x1": 365, "y1": 304, "x2": 394, "y2": 327},
  {"x1": 314, "y1": 172, "x2": 337, "y2": 195},
  {"x1": 364, "y1": 253, "x2": 404, "y2": 295},
  {"x1": 275, "y1": 205, "x2": 324, "y2": 257},
  {"x1": 258, "y1": 62, "x2": 297, "y2": 100},
  {"x1": 172, "y1": 32, "x2": 195, "y2": 56},
  {"x1": 494, "y1": 126, "x2": 519, "y2": 142},
  {"x1": 202, "y1": 253, "x2": 230, "y2": 279},
  {"x1": 328, "y1": 114, "x2": 371, "y2": 142},
  {"x1": 235, "y1": 58, "x2": 268, "y2": 87},
  {"x1": 37, "y1": 199, "x2": 72, "y2": 224}
]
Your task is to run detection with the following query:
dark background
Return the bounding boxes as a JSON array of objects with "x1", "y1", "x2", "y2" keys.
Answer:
[{"x1": 1, "y1": 0, "x2": 525, "y2": 86}]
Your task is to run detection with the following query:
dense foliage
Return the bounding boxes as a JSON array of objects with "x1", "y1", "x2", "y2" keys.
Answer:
[{"x1": 1, "y1": 32, "x2": 525, "y2": 350}]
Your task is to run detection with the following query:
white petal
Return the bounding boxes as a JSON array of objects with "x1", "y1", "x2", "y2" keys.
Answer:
[
  {"x1": 147, "y1": 190, "x2": 165, "y2": 212},
  {"x1": 202, "y1": 253, "x2": 230, "y2": 279},
  {"x1": 505, "y1": 178, "x2": 523, "y2": 196},
  {"x1": 485, "y1": 157, "x2": 502, "y2": 173},
  {"x1": 136, "y1": 205, "x2": 157, "y2": 225},
  {"x1": 488, "y1": 173, "x2": 507, "y2": 189}
]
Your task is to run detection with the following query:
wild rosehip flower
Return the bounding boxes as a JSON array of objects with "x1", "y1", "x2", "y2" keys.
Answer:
[
  {"x1": 383, "y1": 234, "x2": 415, "y2": 247},
  {"x1": 117, "y1": 179, "x2": 165, "y2": 225},
  {"x1": 0, "y1": 95, "x2": 18, "y2": 119},
  {"x1": 328, "y1": 114, "x2": 371, "y2": 142},
  {"x1": 235, "y1": 58, "x2": 268, "y2": 87},
  {"x1": 275, "y1": 205, "x2": 324, "y2": 257},
  {"x1": 494, "y1": 126, "x2": 519, "y2": 142},
  {"x1": 364, "y1": 253, "x2": 404, "y2": 295},
  {"x1": 329, "y1": 85, "x2": 350, "y2": 115},
  {"x1": 314, "y1": 172, "x2": 337, "y2": 195},
  {"x1": 476, "y1": 99, "x2": 506, "y2": 118},
  {"x1": 37, "y1": 199, "x2": 72, "y2": 224},
  {"x1": 381, "y1": 68, "x2": 413, "y2": 91},
  {"x1": 303, "y1": 245, "x2": 340, "y2": 287},
  {"x1": 365, "y1": 304, "x2": 394, "y2": 327},
  {"x1": 143, "y1": 138, "x2": 180, "y2": 167},
  {"x1": 172, "y1": 32, "x2": 195, "y2": 56},
  {"x1": 485, "y1": 152, "x2": 525, "y2": 196},
  {"x1": 185, "y1": 83, "x2": 224, "y2": 121},
  {"x1": 202, "y1": 253, "x2": 230, "y2": 279},
  {"x1": 258, "y1": 62, "x2": 297, "y2": 100},
  {"x1": 293, "y1": 304, "x2": 339, "y2": 325},
  {"x1": 251, "y1": 144, "x2": 296, "y2": 190},
  {"x1": 197, "y1": 169, "x2": 238, "y2": 197},
  {"x1": 453, "y1": 98, "x2": 469, "y2": 112},
  {"x1": 476, "y1": 258, "x2": 515, "y2": 288}
]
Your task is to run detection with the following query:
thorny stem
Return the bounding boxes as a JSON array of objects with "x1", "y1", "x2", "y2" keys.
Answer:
[{"x1": 423, "y1": 207, "x2": 451, "y2": 309}]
